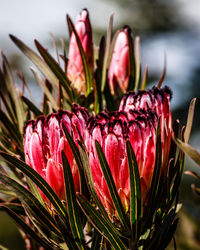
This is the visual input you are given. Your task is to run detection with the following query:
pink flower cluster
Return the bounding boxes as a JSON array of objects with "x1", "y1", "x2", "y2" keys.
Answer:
[{"x1": 23, "y1": 9, "x2": 172, "y2": 218}]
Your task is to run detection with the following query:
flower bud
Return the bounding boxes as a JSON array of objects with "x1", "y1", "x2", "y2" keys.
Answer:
[
  {"x1": 67, "y1": 9, "x2": 93, "y2": 94},
  {"x1": 24, "y1": 105, "x2": 89, "y2": 202},
  {"x1": 108, "y1": 27, "x2": 131, "y2": 95}
]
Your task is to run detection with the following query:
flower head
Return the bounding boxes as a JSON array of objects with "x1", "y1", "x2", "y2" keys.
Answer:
[
  {"x1": 119, "y1": 86, "x2": 172, "y2": 167},
  {"x1": 86, "y1": 109, "x2": 158, "y2": 218},
  {"x1": 108, "y1": 27, "x2": 131, "y2": 95},
  {"x1": 86, "y1": 87, "x2": 172, "y2": 219},
  {"x1": 24, "y1": 105, "x2": 89, "y2": 201},
  {"x1": 67, "y1": 9, "x2": 93, "y2": 94}
]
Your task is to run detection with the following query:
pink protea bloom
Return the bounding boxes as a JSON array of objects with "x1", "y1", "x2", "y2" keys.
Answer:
[
  {"x1": 119, "y1": 86, "x2": 172, "y2": 168},
  {"x1": 86, "y1": 109, "x2": 158, "y2": 218},
  {"x1": 67, "y1": 9, "x2": 93, "y2": 94},
  {"x1": 108, "y1": 27, "x2": 131, "y2": 95},
  {"x1": 23, "y1": 105, "x2": 89, "y2": 201}
]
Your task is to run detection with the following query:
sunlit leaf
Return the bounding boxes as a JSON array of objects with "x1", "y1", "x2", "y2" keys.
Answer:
[
  {"x1": 31, "y1": 68, "x2": 59, "y2": 110},
  {"x1": 35, "y1": 40, "x2": 73, "y2": 103},
  {"x1": 184, "y1": 98, "x2": 196, "y2": 143},
  {"x1": 134, "y1": 36, "x2": 141, "y2": 91},
  {"x1": 101, "y1": 14, "x2": 113, "y2": 92},
  {"x1": 157, "y1": 53, "x2": 166, "y2": 88}
]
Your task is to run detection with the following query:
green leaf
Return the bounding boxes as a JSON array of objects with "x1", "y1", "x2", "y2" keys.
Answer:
[
  {"x1": 35, "y1": 40, "x2": 73, "y2": 103},
  {"x1": 185, "y1": 170, "x2": 200, "y2": 179},
  {"x1": 55, "y1": 215, "x2": 79, "y2": 250},
  {"x1": 95, "y1": 140, "x2": 130, "y2": 231},
  {"x1": 2, "y1": 53, "x2": 26, "y2": 133},
  {"x1": 175, "y1": 139, "x2": 200, "y2": 167},
  {"x1": 3, "y1": 206, "x2": 56, "y2": 250},
  {"x1": 31, "y1": 68, "x2": 59, "y2": 110},
  {"x1": 91, "y1": 229, "x2": 102, "y2": 250},
  {"x1": 101, "y1": 14, "x2": 113, "y2": 92},
  {"x1": 0, "y1": 173, "x2": 61, "y2": 236},
  {"x1": 140, "y1": 65, "x2": 148, "y2": 90},
  {"x1": 0, "y1": 110, "x2": 22, "y2": 147},
  {"x1": 61, "y1": 151, "x2": 85, "y2": 249},
  {"x1": 127, "y1": 27, "x2": 135, "y2": 91},
  {"x1": 184, "y1": 98, "x2": 196, "y2": 143},
  {"x1": 134, "y1": 36, "x2": 141, "y2": 91},
  {"x1": 67, "y1": 15, "x2": 92, "y2": 96},
  {"x1": 77, "y1": 194, "x2": 127, "y2": 250},
  {"x1": 147, "y1": 122, "x2": 162, "y2": 217},
  {"x1": 62, "y1": 124, "x2": 84, "y2": 193},
  {"x1": 78, "y1": 142, "x2": 115, "y2": 226},
  {"x1": 9, "y1": 35, "x2": 60, "y2": 87},
  {"x1": 94, "y1": 36, "x2": 105, "y2": 113},
  {"x1": 0, "y1": 202, "x2": 25, "y2": 215},
  {"x1": 126, "y1": 140, "x2": 141, "y2": 242},
  {"x1": 0, "y1": 152, "x2": 67, "y2": 218},
  {"x1": 21, "y1": 96, "x2": 43, "y2": 116},
  {"x1": 157, "y1": 53, "x2": 166, "y2": 88},
  {"x1": 0, "y1": 68, "x2": 17, "y2": 123},
  {"x1": 26, "y1": 176, "x2": 45, "y2": 207}
]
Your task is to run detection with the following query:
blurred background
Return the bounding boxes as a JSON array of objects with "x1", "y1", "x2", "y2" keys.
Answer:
[{"x1": 0, "y1": 0, "x2": 200, "y2": 249}]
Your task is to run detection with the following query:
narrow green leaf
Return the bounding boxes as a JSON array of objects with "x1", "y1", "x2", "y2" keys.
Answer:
[
  {"x1": 94, "y1": 36, "x2": 105, "y2": 113},
  {"x1": 31, "y1": 68, "x2": 59, "y2": 110},
  {"x1": 91, "y1": 229, "x2": 102, "y2": 250},
  {"x1": 0, "y1": 68, "x2": 17, "y2": 123},
  {"x1": 9, "y1": 35, "x2": 60, "y2": 87},
  {"x1": 61, "y1": 151, "x2": 85, "y2": 249},
  {"x1": 21, "y1": 96, "x2": 43, "y2": 116},
  {"x1": 0, "y1": 173, "x2": 61, "y2": 236},
  {"x1": 175, "y1": 138, "x2": 200, "y2": 166},
  {"x1": 35, "y1": 40, "x2": 73, "y2": 102},
  {"x1": 140, "y1": 64, "x2": 148, "y2": 90},
  {"x1": 0, "y1": 202, "x2": 25, "y2": 215},
  {"x1": 184, "y1": 98, "x2": 196, "y2": 143},
  {"x1": 77, "y1": 194, "x2": 127, "y2": 250},
  {"x1": 67, "y1": 15, "x2": 92, "y2": 96},
  {"x1": 62, "y1": 124, "x2": 84, "y2": 193},
  {"x1": 0, "y1": 110, "x2": 22, "y2": 147},
  {"x1": 55, "y1": 215, "x2": 79, "y2": 250},
  {"x1": 0, "y1": 152, "x2": 67, "y2": 218},
  {"x1": 3, "y1": 206, "x2": 56, "y2": 250},
  {"x1": 2, "y1": 53, "x2": 25, "y2": 133},
  {"x1": 95, "y1": 140, "x2": 130, "y2": 231},
  {"x1": 101, "y1": 14, "x2": 113, "y2": 91},
  {"x1": 134, "y1": 36, "x2": 141, "y2": 91},
  {"x1": 157, "y1": 53, "x2": 166, "y2": 88},
  {"x1": 185, "y1": 170, "x2": 200, "y2": 179},
  {"x1": 26, "y1": 176, "x2": 45, "y2": 207},
  {"x1": 127, "y1": 27, "x2": 135, "y2": 91},
  {"x1": 147, "y1": 121, "x2": 162, "y2": 216},
  {"x1": 126, "y1": 140, "x2": 141, "y2": 242},
  {"x1": 78, "y1": 142, "x2": 116, "y2": 226}
]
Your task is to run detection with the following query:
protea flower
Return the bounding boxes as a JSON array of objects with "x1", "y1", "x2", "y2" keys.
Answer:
[
  {"x1": 119, "y1": 86, "x2": 172, "y2": 168},
  {"x1": 108, "y1": 27, "x2": 131, "y2": 95},
  {"x1": 86, "y1": 109, "x2": 157, "y2": 218},
  {"x1": 86, "y1": 87, "x2": 172, "y2": 219},
  {"x1": 23, "y1": 105, "x2": 89, "y2": 201},
  {"x1": 67, "y1": 9, "x2": 93, "y2": 94}
]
